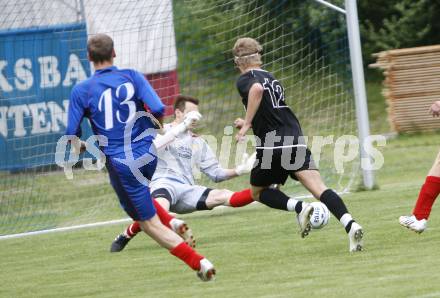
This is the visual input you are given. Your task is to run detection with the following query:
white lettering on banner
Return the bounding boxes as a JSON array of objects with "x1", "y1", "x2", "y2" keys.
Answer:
[
  {"x1": 7, "y1": 105, "x2": 30, "y2": 137},
  {"x1": 0, "y1": 61, "x2": 13, "y2": 92},
  {"x1": 0, "y1": 53, "x2": 87, "y2": 92},
  {"x1": 29, "y1": 102, "x2": 51, "y2": 134},
  {"x1": 14, "y1": 58, "x2": 33, "y2": 91},
  {"x1": 0, "y1": 100, "x2": 69, "y2": 138},
  {"x1": 63, "y1": 54, "x2": 87, "y2": 87},
  {"x1": 0, "y1": 107, "x2": 7, "y2": 138},
  {"x1": 38, "y1": 56, "x2": 61, "y2": 88},
  {"x1": 47, "y1": 100, "x2": 68, "y2": 132}
]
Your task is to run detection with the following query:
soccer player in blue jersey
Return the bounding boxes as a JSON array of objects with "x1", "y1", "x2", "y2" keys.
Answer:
[{"x1": 65, "y1": 34, "x2": 215, "y2": 281}]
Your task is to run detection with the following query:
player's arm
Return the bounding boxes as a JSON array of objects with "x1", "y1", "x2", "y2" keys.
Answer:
[
  {"x1": 153, "y1": 111, "x2": 202, "y2": 150},
  {"x1": 65, "y1": 88, "x2": 86, "y2": 154},
  {"x1": 198, "y1": 140, "x2": 255, "y2": 182},
  {"x1": 133, "y1": 71, "x2": 165, "y2": 122},
  {"x1": 198, "y1": 141, "x2": 237, "y2": 182},
  {"x1": 235, "y1": 83, "x2": 263, "y2": 141}
]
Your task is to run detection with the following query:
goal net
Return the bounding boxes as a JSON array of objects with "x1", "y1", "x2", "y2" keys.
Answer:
[{"x1": 0, "y1": 0, "x2": 358, "y2": 237}]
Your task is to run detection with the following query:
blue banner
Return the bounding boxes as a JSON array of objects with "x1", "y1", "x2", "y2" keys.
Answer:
[{"x1": 0, "y1": 23, "x2": 92, "y2": 170}]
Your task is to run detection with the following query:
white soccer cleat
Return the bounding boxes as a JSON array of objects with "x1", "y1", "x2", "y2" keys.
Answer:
[
  {"x1": 399, "y1": 215, "x2": 427, "y2": 234},
  {"x1": 296, "y1": 203, "x2": 314, "y2": 238},
  {"x1": 170, "y1": 218, "x2": 196, "y2": 248},
  {"x1": 197, "y1": 258, "x2": 216, "y2": 281},
  {"x1": 348, "y1": 222, "x2": 364, "y2": 252}
]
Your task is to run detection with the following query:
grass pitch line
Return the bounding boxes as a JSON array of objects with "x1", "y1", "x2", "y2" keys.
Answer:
[
  {"x1": 0, "y1": 218, "x2": 132, "y2": 241},
  {"x1": 0, "y1": 190, "x2": 350, "y2": 241}
]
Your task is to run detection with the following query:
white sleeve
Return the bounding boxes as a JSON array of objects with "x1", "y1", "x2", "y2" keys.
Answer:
[
  {"x1": 197, "y1": 139, "x2": 230, "y2": 183},
  {"x1": 153, "y1": 132, "x2": 176, "y2": 151},
  {"x1": 153, "y1": 122, "x2": 187, "y2": 150}
]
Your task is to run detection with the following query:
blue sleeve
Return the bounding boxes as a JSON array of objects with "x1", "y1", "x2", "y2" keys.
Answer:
[
  {"x1": 65, "y1": 87, "x2": 84, "y2": 137},
  {"x1": 133, "y1": 71, "x2": 165, "y2": 116}
]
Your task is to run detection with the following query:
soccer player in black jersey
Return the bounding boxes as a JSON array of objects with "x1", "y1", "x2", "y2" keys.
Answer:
[{"x1": 232, "y1": 37, "x2": 363, "y2": 252}]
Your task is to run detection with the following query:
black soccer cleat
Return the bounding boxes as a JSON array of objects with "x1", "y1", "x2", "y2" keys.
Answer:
[{"x1": 110, "y1": 234, "x2": 131, "y2": 252}]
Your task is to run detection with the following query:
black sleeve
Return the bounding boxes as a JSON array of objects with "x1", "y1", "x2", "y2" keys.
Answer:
[{"x1": 237, "y1": 74, "x2": 260, "y2": 98}]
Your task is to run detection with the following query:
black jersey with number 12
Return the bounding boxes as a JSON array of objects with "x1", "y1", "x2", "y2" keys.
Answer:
[{"x1": 236, "y1": 69, "x2": 304, "y2": 148}]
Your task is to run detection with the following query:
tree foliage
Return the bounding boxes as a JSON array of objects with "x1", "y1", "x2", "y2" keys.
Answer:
[
  {"x1": 359, "y1": 0, "x2": 440, "y2": 63},
  {"x1": 174, "y1": 0, "x2": 440, "y2": 70}
]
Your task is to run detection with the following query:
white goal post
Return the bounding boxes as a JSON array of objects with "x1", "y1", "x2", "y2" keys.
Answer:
[
  {"x1": 0, "y1": 0, "x2": 374, "y2": 239},
  {"x1": 314, "y1": 0, "x2": 374, "y2": 189}
]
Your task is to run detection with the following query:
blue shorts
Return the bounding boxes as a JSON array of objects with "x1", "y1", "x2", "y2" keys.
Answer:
[{"x1": 105, "y1": 142, "x2": 157, "y2": 221}]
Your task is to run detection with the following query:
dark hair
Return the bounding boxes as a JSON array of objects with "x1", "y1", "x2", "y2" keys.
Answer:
[
  {"x1": 173, "y1": 95, "x2": 199, "y2": 112},
  {"x1": 87, "y1": 34, "x2": 114, "y2": 63}
]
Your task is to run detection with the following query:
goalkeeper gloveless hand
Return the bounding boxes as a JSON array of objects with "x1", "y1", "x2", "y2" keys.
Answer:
[{"x1": 235, "y1": 152, "x2": 257, "y2": 175}]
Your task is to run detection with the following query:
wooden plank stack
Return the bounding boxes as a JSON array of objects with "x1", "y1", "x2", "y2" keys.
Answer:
[{"x1": 370, "y1": 45, "x2": 440, "y2": 133}]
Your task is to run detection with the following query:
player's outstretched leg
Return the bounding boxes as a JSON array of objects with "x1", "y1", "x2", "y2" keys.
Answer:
[
  {"x1": 320, "y1": 189, "x2": 363, "y2": 252},
  {"x1": 142, "y1": 215, "x2": 215, "y2": 281},
  {"x1": 110, "y1": 199, "x2": 195, "y2": 252},
  {"x1": 399, "y1": 175, "x2": 440, "y2": 233},
  {"x1": 253, "y1": 186, "x2": 314, "y2": 238},
  {"x1": 296, "y1": 170, "x2": 363, "y2": 252},
  {"x1": 399, "y1": 152, "x2": 440, "y2": 234},
  {"x1": 228, "y1": 189, "x2": 254, "y2": 207},
  {"x1": 204, "y1": 188, "x2": 254, "y2": 209}
]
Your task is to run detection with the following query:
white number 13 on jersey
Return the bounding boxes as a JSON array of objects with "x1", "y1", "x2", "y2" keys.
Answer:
[{"x1": 98, "y1": 82, "x2": 136, "y2": 130}]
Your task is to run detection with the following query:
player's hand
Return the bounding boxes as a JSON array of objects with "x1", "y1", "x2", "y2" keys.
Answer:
[
  {"x1": 72, "y1": 139, "x2": 87, "y2": 155},
  {"x1": 234, "y1": 118, "x2": 245, "y2": 129},
  {"x1": 429, "y1": 101, "x2": 440, "y2": 117},
  {"x1": 235, "y1": 123, "x2": 251, "y2": 142},
  {"x1": 235, "y1": 152, "x2": 257, "y2": 175},
  {"x1": 183, "y1": 111, "x2": 203, "y2": 129},
  {"x1": 172, "y1": 111, "x2": 203, "y2": 136}
]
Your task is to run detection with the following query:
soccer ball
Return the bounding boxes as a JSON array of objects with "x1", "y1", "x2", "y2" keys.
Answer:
[{"x1": 309, "y1": 202, "x2": 330, "y2": 229}]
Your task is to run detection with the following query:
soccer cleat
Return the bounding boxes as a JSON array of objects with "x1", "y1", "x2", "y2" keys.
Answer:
[
  {"x1": 170, "y1": 218, "x2": 196, "y2": 248},
  {"x1": 399, "y1": 215, "x2": 427, "y2": 233},
  {"x1": 296, "y1": 202, "x2": 314, "y2": 238},
  {"x1": 110, "y1": 234, "x2": 131, "y2": 252},
  {"x1": 348, "y1": 222, "x2": 364, "y2": 252},
  {"x1": 197, "y1": 258, "x2": 216, "y2": 281}
]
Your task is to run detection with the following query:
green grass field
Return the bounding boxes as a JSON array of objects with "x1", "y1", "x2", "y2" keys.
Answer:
[{"x1": 1, "y1": 132, "x2": 439, "y2": 297}]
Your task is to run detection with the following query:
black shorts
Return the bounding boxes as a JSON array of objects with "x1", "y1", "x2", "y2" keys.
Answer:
[{"x1": 250, "y1": 146, "x2": 318, "y2": 187}]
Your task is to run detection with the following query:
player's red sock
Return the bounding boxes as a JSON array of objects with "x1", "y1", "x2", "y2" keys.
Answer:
[
  {"x1": 229, "y1": 189, "x2": 254, "y2": 207},
  {"x1": 413, "y1": 176, "x2": 440, "y2": 220},
  {"x1": 153, "y1": 199, "x2": 173, "y2": 228},
  {"x1": 170, "y1": 242, "x2": 204, "y2": 271},
  {"x1": 126, "y1": 222, "x2": 141, "y2": 238},
  {"x1": 125, "y1": 200, "x2": 174, "y2": 238}
]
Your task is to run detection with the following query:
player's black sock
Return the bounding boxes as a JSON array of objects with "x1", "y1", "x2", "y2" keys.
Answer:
[
  {"x1": 319, "y1": 189, "x2": 349, "y2": 221},
  {"x1": 344, "y1": 220, "x2": 355, "y2": 233},
  {"x1": 259, "y1": 188, "x2": 290, "y2": 211}
]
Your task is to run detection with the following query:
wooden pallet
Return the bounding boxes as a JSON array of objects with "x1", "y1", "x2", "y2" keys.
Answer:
[{"x1": 370, "y1": 45, "x2": 440, "y2": 133}]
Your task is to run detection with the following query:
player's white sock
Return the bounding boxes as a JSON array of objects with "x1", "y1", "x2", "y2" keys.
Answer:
[
  {"x1": 286, "y1": 199, "x2": 300, "y2": 212},
  {"x1": 340, "y1": 213, "x2": 353, "y2": 228}
]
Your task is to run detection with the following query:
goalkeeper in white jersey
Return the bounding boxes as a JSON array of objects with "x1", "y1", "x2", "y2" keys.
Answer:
[{"x1": 111, "y1": 95, "x2": 256, "y2": 252}]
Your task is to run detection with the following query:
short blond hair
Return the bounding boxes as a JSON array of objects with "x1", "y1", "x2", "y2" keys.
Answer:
[{"x1": 232, "y1": 37, "x2": 263, "y2": 68}]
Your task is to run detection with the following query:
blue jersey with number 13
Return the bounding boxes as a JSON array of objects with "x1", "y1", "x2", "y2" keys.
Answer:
[{"x1": 66, "y1": 66, "x2": 164, "y2": 156}]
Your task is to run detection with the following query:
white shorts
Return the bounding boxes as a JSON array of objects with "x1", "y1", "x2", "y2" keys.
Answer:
[{"x1": 149, "y1": 178, "x2": 212, "y2": 214}]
